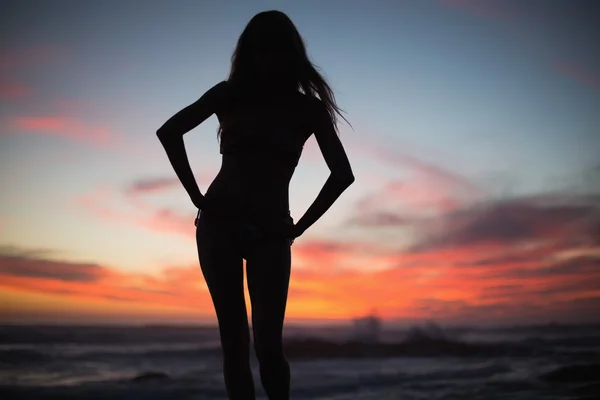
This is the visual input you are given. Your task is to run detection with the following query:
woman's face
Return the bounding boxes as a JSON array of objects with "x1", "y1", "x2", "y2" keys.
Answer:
[{"x1": 252, "y1": 33, "x2": 293, "y2": 80}]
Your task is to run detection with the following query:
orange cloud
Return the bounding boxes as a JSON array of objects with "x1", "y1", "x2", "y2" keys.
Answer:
[
  {"x1": 60, "y1": 167, "x2": 600, "y2": 325},
  {"x1": 2, "y1": 216, "x2": 600, "y2": 326}
]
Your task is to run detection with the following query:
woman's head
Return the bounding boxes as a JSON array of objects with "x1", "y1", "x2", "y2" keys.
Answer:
[
  {"x1": 223, "y1": 10, "x2": 350, "y2": 135},
  {"x1": 229, "y1": 10, "x2": 307, "y2": 89}
]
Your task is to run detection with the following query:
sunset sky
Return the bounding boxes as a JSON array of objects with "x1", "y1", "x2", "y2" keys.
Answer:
[{"x1": 1, "y1": 0, "x2": 599, "y2": 327}]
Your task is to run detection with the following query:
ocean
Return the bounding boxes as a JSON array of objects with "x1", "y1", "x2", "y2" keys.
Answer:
[{"x1": 1, "y1": 322, "x2": 599, "y2": 399}]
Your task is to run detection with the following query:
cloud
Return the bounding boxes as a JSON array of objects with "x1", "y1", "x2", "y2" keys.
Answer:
[
  {"x1": 9, "y1": 115, "x2": 118, "y2": 147},
  {"x1": 0, "y1": 244, "x2": 212, "y2": 311},
  {"x1": 554, "y1": 61, "x2": 600, "y2": 92},
  {"x1": 75, "y1": 172, "x2": 219, "y2": 239},
  {"x1": 125, "y1": 172, "x2": 218, "y2": 197},
  {"x1": 75, "y1": 188, "x2": 196, "y2": 239},
  {"x1": 0, "y1": 83, "x2": 30, "y2": 100},
  {"x1": 508, "y1": 255, "x2": 600, "y2": 279},
  {"x1": 328, "y1": 177, "x2": 600, "y2": 322},
  {"x1": 410, "y1": 193, "x2": 600, "y2": 252},
  {"x1": 347, "y1": 210, "x2": 412, "y2": 228},
  {"x1": 66, "y1": 168, "x2": 600, "y2": 324},
  {"x1": 343, "y1": 137, "x2": 484, "y2": 229},
  {"x1": 0, "y1": 45, "x2": 69, "y2": 73},
  {"x1": 2, "y1": 225, "x2": 600, "y2": 324},
  {"x1": 0, "y1": 45, "x2": 123, "y2": 148},
  {"x1": 0, "y1": 45, "x2": 65, "y2": 103},
  {"x1": 0, "y1": 245, "x2": 107, "y2": 282},
  {"x1": 348, "y1": 176, "x2": 474, "y2": 228},
  {"x1": 361, "y1": 147, "x2": 481, "y2": 198},
  {"x1": 126, "y1": 178, "x2": 181, "y2": 195}
]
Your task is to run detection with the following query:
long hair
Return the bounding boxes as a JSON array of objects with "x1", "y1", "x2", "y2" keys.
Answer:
[{"x1": 217, "y1": 10, "x2": 351, "y2": 141}]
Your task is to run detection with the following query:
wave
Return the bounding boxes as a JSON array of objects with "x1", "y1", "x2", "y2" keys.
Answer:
[
  {"x1": 0, "y1": 348, "x2": 51, "y2": 365},
  {"x1": 540, "y1": 363, "x2": 600, "y2": 383},
  {"x1": 281, "y1": 322, "x2": 600, "y2": 360},
  {"x1": 0, "y1": 345, "x2": 221, "y2": 367},
  {"x1": 4, "y1": 360, "x2": 590, "y2": 400},
  {"x1": 0, "y1": 325, "x2": 218, "y2": 345},
  {"x1": 3, "y1": 322, "x2": 600, "y2": 364}
]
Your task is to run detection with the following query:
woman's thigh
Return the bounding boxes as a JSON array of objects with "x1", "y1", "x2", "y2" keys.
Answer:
[
  {"x1": 196, "y1": 210, "x2": 249, "y2": 335},
  {"x1": 245, "y1": 234, "x2": 292, "y2": 341}
]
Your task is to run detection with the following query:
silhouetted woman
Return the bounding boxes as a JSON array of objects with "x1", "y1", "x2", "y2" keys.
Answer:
[{"x1": 157, "y1": 10, "x2": 355, "y2": 400}]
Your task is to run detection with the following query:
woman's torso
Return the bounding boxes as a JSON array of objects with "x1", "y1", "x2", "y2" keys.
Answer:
[{"x1": 202, "y1": 86, "x2": 314, "y2": 228}]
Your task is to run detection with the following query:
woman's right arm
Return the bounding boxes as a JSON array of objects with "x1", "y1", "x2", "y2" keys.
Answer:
[
  {"x1": 294, "y1": 99, "x2": 355, "y2": 236},
  {"x1": 156, "y1": 80, "x2": 228, "y2": 207}
]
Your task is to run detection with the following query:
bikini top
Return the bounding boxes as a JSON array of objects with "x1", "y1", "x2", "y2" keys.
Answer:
[{"x1": 219, "y1": 118, "x2": 305, "y2": 168}]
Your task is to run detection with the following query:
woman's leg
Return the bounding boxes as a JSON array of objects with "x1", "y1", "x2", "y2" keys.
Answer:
[
  {"x1": 245, "y1": 234, "x2": 292, "y2": 400},
  {"x1": 196, "y1": 211, "x2": 256, "y2": 400}
]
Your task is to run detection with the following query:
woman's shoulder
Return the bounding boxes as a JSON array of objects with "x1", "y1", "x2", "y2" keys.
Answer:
[
  {"x1": 299, "y1": 92, "x2": 324, "y2": 111},
  {"x1": 291, "y1": 91, "x2": 321, "y2": 113},
  {"x1": 213, "y1": 79, "x2": 232, "y2": 96}
]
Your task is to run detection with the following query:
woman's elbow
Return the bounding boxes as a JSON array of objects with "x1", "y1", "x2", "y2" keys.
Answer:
[
  {"x1": 345, "y1": 174, "x2": 356, "y2": 186},
  {"x1": 156, "y1": 128, "x2": 178, "y2": 142},
  {"x1": 332, "y1": 172, "x2": 355, "y2": 186}
]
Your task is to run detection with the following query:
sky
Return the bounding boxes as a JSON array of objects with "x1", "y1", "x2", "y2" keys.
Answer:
[{"x1": 1, "y1": 0, "x2": 599, "y2": 327}]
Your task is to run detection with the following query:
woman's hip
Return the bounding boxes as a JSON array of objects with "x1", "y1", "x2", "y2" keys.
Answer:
[{"x1": 196, "y1": 208, "x2": 292, "y2": 259}]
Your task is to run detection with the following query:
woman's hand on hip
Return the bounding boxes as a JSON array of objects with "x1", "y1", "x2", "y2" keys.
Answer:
[{"x1": 190, "y1": 192, "x2": 206, "y2": 210}]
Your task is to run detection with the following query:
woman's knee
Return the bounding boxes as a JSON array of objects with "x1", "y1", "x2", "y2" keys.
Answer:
[
  {"x1": 254, "y1": 340, "x2": 285, "y2": 362},
  {"x1": 222, "y1": 335, "x2": 251, "y2": 360}
]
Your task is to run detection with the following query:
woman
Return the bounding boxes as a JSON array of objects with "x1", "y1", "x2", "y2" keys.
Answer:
[{"x1": 156, "y1": 10, "x2": 355, "y2": 400}]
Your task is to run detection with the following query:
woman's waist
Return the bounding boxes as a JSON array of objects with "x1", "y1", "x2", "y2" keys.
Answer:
[
  {"x1": 206, "y1": 173, "x2": 289, "y2": 201},
  {"x1": 219, "y1": 156, "x2": 296, "y2": 180},
  {"x1": 200, "y1": 198, "x2": 292, "y2": 232},
  {"x1": 203, "y1": 194, "x2": 290, "y2": 217}
]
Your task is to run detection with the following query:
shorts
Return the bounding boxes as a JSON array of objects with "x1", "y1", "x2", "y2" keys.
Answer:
[{"x1": 195, "y1": 208, "x2": 294, "y2": 260}]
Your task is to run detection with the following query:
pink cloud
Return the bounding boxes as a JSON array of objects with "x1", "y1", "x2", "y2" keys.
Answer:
[
  {"x1": 367, "y1": 148, "x2": 481, "y2": 197},
  {"x1": 74, "y1": 188, "x2": 196, "y2": 239},
  {"x1": 76, "y1": 189, "x2": 124, "y2": 220},
  {"x1": 126, "y1": 178, "x2": 181, "y2": 195},
  {"x1": 0, "y1": 46, "x2": 121, "y2": 148},
  {"x1": 0, "y1": 83, "x2": 30, "y2": 99},
  {"x1": 125, "y1": 173, "x2": 218, "y2": 197},
  {"x1": 342, "y1": 126, "x2": 482, "y2": 198},
  {"x1": 0, "y1": 45, "x2": 68, "y2": 101},
  {"x1": 345, "y1": 136, "x2": 484, "y2": 218},
  {"x1": 0, "y1": 45, "x2": 70, "y2": 72},
  {"x1": 354, "y1": 175, "x2": 472, "y2": 219},
  {"x1": 10, "y1": 115, "x2": 119, "y2": 147},
  {"x1": 555, "y1": 61, "x2": 600, "y2": 92}
]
